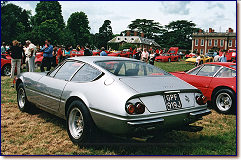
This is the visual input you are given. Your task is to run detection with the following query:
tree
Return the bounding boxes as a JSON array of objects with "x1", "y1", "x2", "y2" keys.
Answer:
[
  {"x1": 125, "y1": 19, "x2": 163, "y2": 39},
  {"x1": 33, "y1": 1, "x2": 64, "y2": 29},
  {"x1": 161, "y1": 20, "x2": 200, "y2": 49},
  {"x1": 97, "y1": 20, "x2": 113, "y2": 48},
  {"x1": 1, "y1": 3, "x2": 32, "y2": 43},
  {"x1": 66, "y1": 12, "x2": 90, "y2": 47}
]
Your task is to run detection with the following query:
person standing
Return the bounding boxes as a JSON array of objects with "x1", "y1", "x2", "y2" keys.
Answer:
[
  {"x1": 141, "y1": 48, "x2": 149, "y2": 63},
  {"x1": 57, "y1": 45, "x2": 63, "y2": 63},
  {"x1": 100, "y1": 47, "x2": 107, "y2": 56},
  {"x1": 52, "y1": 45, "x2": 58, "y2": 67},
  {"x1": 40, "y1": 40, "x2": 53, "y2": 72},
  {"x1": 195, "y1": 53, "x2": 201, "y2": 66},
  {"x1": 84, "y1": 45, "x2": 93, "y2": 56},
  {"x1": 7, "y1": 40, "x2": 22, "y2": 78},
  {"x1": 63, "y1": 45, "x2": 72, "y2": 60},
  {"x1": 134, "y1": 48, "x2": 141, "y2": 60},
  {"x1": 25, "y1": 40, "x2": 37, "y2": 72},
  {"x1": 214, "y1": 54, "x2": 220, "y2": 62},
  {"x1": 219, "y1": 52, "x2": 227, "y2": 62},
  {"x1": 1, "y1": 42, "x2": 6, "y2": 54},
  {"x1": 149, "y1": 51, "x2": 156, "y2": 65}
]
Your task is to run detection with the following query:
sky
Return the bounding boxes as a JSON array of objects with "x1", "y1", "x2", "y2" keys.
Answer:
[{"x1": 11, "y1": 1, "x2": 237, "y2": 34}]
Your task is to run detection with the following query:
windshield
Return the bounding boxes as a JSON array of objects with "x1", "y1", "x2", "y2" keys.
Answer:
[{"x1": 95, "y1": 60, "x2": 170, "y2": 77}]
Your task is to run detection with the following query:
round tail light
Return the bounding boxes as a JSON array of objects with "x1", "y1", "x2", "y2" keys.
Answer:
[
  {"x1": 126, "y1": 104, "x2": 135, "y2": 114},
  {"x1": 135, "y1": 103, "x2": 145, "y2": 114},
  {"x1": 196, "y1": 95, "x2": 207, "y2": 105}
]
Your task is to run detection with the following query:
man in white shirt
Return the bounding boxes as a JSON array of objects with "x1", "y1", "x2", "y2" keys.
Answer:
[
  {"x1": 25, "y1": 40, "x2": 36, "y2": 72},
  {"x1": 195, "y1": 53, "x2": 201, "y2": 66},
  {"x1": 141, "y1": 48, "x2": 149, "y2": 63}
]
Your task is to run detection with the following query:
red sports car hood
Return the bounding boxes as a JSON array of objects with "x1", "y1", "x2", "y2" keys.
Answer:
[{"x1": 119, "y1": 76, "x2": 197, "y2": 94}]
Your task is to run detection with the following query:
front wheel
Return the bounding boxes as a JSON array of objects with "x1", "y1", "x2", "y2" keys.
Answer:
[
  {"x1": 17, "y1": 83, "x2": 30, "y2": 112},
  {"x1": 2, "y1": 64, "x2": 11, "y2": 76},
  {"x1": 214, "y1": 89, "x2": 235, "y2": 114},
  {"x1": 67, "y1": 100, "x2": 95, "y2": 145}
]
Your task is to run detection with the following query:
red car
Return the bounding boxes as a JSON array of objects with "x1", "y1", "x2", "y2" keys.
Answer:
[
  {"x1": 1, "y1": 54, "x2": 12, "y2": 76},
  {"x1": 71, "y1": 50, "x2": 84, "y2": 57},
  {"x1": 108, "y1": 51, "x2": 122, "y2": 57},
  {"x1": 171, "y1": 62, "x2": 236, "y2": 114},
  {"x1": 155, "y1": 47, "x2": 180, "y2": 62},
  {"x1": 92, "y1": 50, "x2": 101, "y2": 56},
  {"x1": 35, "y1": 52, "x2": 59, "y2": 67},
  {"x1": 219, "y1": 49, "x2": 236, "y2": 62},
  {"x1": 185, "y1": 53, "x2": 196, "y2": 59}
]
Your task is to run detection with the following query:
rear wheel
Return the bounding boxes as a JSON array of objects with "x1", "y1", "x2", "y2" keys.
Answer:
[
  {"x1": 67, "y1": 100, "x2": 95, "y2": 145},
  {"x1": 2, "y1": 64, "x2": 11, "y2": 76},
  {"x1": 213, "y1": 89, "x2": 235, "y2": 114},
  {"x1": 17, "y1": 83, "x2": 30, "y2": 112}
]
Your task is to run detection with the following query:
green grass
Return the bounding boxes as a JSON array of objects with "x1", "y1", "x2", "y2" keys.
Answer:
[{"x1": 1, "y1": 61, "x2": 236, "y2": 155}]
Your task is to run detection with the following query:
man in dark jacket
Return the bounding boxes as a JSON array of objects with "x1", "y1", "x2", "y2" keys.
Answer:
[
  {"x1": 40, "y1": 40, "x2": 53, "y2": 72},
  {"x1": 84, "y1": 45, "x2": 93, "y2": 56},
  {"x1": 6, "y1": 40, "x2": 23, "y2": 78}
]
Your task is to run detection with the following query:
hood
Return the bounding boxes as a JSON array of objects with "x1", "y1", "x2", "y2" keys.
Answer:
[
  {"x1": 155, "y1": 55, "x2": 168, "y2": 59},
  {"x1": 119, "y1": 76, "x2": 197, "y2": 94}
]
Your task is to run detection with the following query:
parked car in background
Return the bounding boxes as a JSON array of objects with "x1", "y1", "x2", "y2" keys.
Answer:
[
  {"x1": 155, "y1": 47, "x2": 180, "y2": 62},
  {"x1": 108, "y1": 51, "x2": 122, "y2": 57},
  {"x1": 92, "y1": 50, "x2": 101, "y2": 56},
  {"x1": 186, "y1": 55, "x2": 213, "y2": 64},
  {"x1": 71, "y1": 50, "x2": 84, "y2": 57},
  {"x1": 185, "y1": 53, "x2": 196, "y2": 59},
  {"x1": 14, "y1": 56, "x2": 210, "y2": 145},
  {"x1": 171, "y1": 62, "x2": 236, "y2": 114},
  {"x1": 219, "y1": 49, "x2": 236, "y2": 62},
  {"x1": 1, "y1": 54, "x2": 12, "y2": 76}
]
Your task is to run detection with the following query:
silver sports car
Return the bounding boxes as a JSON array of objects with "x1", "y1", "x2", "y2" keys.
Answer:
[{"x1": 14, "y1": 56, "x2": 211, "y2": 144}]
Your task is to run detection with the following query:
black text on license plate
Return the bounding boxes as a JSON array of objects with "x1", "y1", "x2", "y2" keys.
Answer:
[{"x1": 164, "y1": 93, "x2": 182, "y2": 111}]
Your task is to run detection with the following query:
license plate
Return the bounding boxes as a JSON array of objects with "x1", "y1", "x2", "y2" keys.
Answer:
[{"x1": 163, "y1": 93, "x2": 182, "y2": 111}]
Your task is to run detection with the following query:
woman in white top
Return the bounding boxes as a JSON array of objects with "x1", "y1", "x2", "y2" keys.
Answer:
[{"x1": 141, "y1": 48, "x2": 149, "y2": 63}]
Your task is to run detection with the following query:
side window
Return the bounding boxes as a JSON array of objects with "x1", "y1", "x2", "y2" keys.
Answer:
[
  {"x1": 71, "y1": 64, "x2": 102, "y2": 82},
  {"x1": 188, "y1": 66, "x2": 202, "y2": 75},
  {"x1": 196, "y1": 65, "x2": 221, "y2": 77},
  {"x1": 216, "y1": 68, "x2": 236, "y2": 77},
  {"x1": 54, "y1": 61, "x2": 83, "y2": 80}
]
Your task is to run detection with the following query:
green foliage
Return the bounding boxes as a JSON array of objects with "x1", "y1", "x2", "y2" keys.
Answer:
[
  {"x1": 1, "y1": 3, "x2": 32, "y2": 43},
  {"x1": 67, "y1": 12, "x2": 90, "y2": 47},
  {"x1": 96, "y1": 20, "x2": 113, "y2": 48},
  {"x1": 33, "y1": 1, "x2": 64, "y2": 29}
]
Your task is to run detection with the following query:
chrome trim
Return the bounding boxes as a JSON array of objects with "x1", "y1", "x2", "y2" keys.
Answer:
[
  {"x1": 127, "y1": 118, "x2": 164, "y2": 125},
  {"x1": 190, "y1": 109, "x2": 211, "y2": 117},
  {"x1": 164, "y1": 90, "x2": 180, "y2": 94}
]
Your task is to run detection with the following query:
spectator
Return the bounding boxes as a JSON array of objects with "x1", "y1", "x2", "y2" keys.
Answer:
[
  {"x1": 1, "y1": 42, "x2": 6, "y2": 54},
  {"x1": 149, "y1": 51, "x2": 156, "y2": 65},
  {"x1": 134, "y1": 48, "x2": 142, "y2": 60},
  {"x1": 25, "y1": 40, "x2": 37, "y2": 72},
  {"x1": 57, "y1": 45, "x2": 63, "y2": 63},
  {"x1": 76, "y1": 45, "x2": 81, "y2": 51},
  {"x1": 84, "y1": 45, "x2": 93, "y2": 56},
  {"x1": 100, "y1": 47, "x2": 107, "y2": 56},
  {"x1": 214, "y1": 54, "x2": 220, "y2": 62},
  {"x1": 7, "y1": 40, "x2": 22, "y2": 78},
  {"x1": 219, "y1": 52, "x2": 227, "y2": 62},
  {"x1": 63, "y1": 45, "x2": 72, "y2": 60},
  {"x1": 141, "y1": 48, "x2": 149, "y2": 63},
  {"x1": 195, "y1": 53, "x2": 201, "y2": 66},
  {"x1": 40, "y1": 40, "x2": 53, "y2": 72},
  {"x1": 155, "y1": 49, "x2": 159, "y2": 54},
  {"x1": 52, "y1": 45, "x2": 58, "y2": 67}
]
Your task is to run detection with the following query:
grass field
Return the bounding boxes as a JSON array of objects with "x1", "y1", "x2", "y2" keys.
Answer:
[{"x1": 1, "y1": 60, "x2": 237, "y2": 155}]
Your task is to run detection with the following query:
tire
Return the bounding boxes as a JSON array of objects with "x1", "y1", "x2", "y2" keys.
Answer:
[
  {"x1": 2, "y1": 64, "x2": 11, "y2": 76},
  {"x1": 66, "y1": 100, "x2": 95, "y2": 145},
  {"x1": 168, "y1": 58, "x2": 171, "y2": 62},
  {"x1": 213, "y1": 89, "x2": 235, "y2": 114},
  {"x1": 17, "y1": 83, "x2": 30, "y2": 112}
]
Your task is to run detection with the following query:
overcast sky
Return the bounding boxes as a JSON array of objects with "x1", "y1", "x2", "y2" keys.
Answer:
[{"x1": 11, "y1": 1, "x2": 236, "y2": 34}]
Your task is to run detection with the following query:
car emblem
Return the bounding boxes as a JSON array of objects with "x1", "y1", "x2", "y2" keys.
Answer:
[{"x1": 185, "y1": 95, "x2": 190, "y2": 102}]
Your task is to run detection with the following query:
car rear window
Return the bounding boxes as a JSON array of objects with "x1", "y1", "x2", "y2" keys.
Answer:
[{"x1": 95, "y1": 60, "x2": 170, "y2": 77}]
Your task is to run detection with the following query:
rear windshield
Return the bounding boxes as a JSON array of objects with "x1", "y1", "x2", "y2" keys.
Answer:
[{"x1": 95, "y1": 60, "x2": 170, "y2": 77}]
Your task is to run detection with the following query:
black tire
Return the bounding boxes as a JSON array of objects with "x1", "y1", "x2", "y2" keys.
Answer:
[
  {"x1": 213, "y1": 89, "x2": 235, "y2": 114},
  {"x1": 17, "y1": 83, "x2": 30, "y2": 112},
  {"x1": 66, "y1": 100, "x2": 95, "y2": 145},
  {"x1": 168, "y1": 58, "x2": 171, "y2": 62},
  {"x1": 2, "y1": 64, "x2": 11, "y2": 76}
]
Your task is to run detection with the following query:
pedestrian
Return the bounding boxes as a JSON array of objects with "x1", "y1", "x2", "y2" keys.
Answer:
[
  {"x1": 149, "y1": 50, "x2": 156, "y2": 65},
  {"x1": 1, "y1": 42, "x2": 6, "y2": 54},
  {"x1": 6, "y1": 40, "x2": 22, "y2": 78},
  {"x1": 100, "y1": 47, "x2": 107, "y2": 56},
  {"x1": 141, "y1": 48, "x2": 149, "y2": 63},
  {"x1": 219, "y1": 52, "x2": 227, "y2": 62},
  {"x1": 63, "y1": 45, "x2": 72, "y2": 60},
  {"x1": 84, "y1": 45, "x2": 93, "y2": 56},
  {"x1": 214, "y1": 54, "x2": 220, "y2": 62},
  {"x1": 134, "y1": 48, "x2": 142, "y2": 60},
  {"x1": 76, "y1": 45, "x2": 81, "y2": 51},
  {"x1": 25, "y1": 40, "x2": 37, "y2": 72},
  {"x1": 57, "y1": 45, "x2": 63, "y2": 64},
  {"x1": 52, "y1": 45, "x2": 58, "y2": 67},
  {"x1": 195, "y1": 53, "x2": 201, "y2": 66},
  {"x1": 40, "y1": 40, "x2": 53, "y2": 72}
]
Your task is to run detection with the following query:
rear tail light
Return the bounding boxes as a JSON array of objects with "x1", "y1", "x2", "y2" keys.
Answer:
[
  {"x1": 196, "y1": 95, "x2": 207, "y2": 105},
  {"x1": 125, "y1": 102, "x2": 146, "y2": 115}
]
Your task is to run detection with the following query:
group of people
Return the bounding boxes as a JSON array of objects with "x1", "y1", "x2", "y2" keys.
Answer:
[
  {"x1": 133, "y1": 48, "x2": 157, "y2": 65},
  {"x1": 195, "y1": 51, "x2": 227, "y2": 66}
]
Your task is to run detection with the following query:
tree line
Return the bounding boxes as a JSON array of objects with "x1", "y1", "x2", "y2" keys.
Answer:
[{"x1": 1, "y1": 1, "x2": 200, "y2": 50}]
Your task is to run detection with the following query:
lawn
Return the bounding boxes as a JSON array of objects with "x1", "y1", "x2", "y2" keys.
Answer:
[{"x1": 1, "y1": 60, "x2": 237, "y2": 155}]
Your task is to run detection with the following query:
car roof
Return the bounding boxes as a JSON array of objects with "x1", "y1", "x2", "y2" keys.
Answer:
[{"x1": 205, "y1": 62, "x2": 236, "y2": 69}]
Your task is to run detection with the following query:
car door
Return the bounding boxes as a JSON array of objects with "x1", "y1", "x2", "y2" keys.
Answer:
[
  {"x1": 36, "y1": 61, "x2": 84, "y2": 111},
  {"x1": 181, "y1": 65, "x2": 222, "y2": 95}
]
